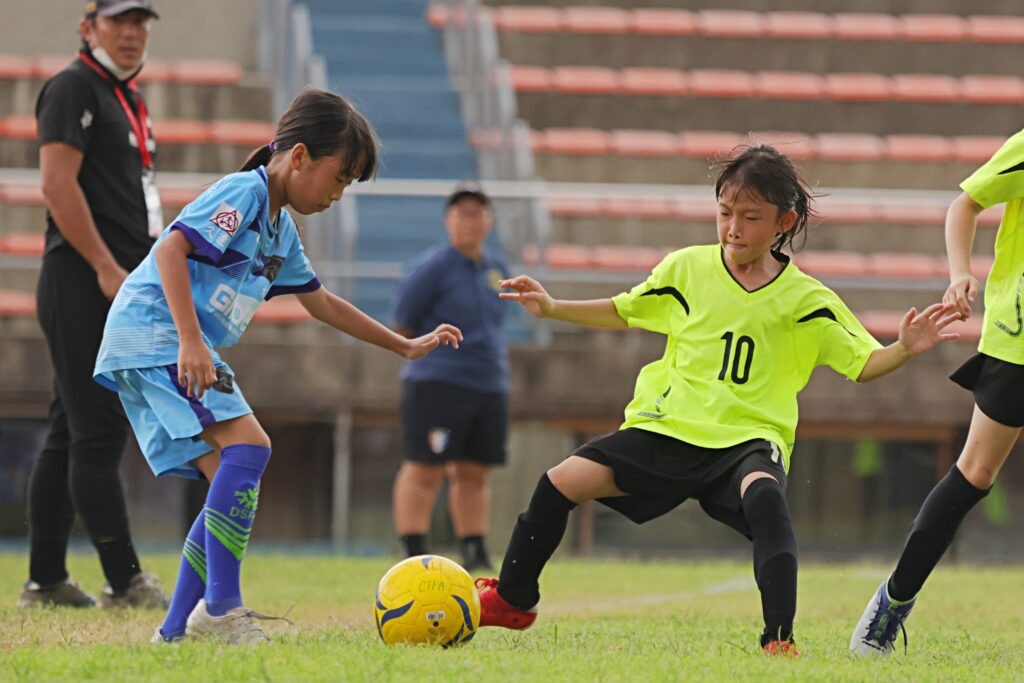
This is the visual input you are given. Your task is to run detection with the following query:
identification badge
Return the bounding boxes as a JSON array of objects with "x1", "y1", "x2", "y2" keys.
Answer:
[{"x1": 142, "y1": 169, "x2": 163, "y2": 237}]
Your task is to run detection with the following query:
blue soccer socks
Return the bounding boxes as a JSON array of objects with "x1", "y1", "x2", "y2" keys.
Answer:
[
  {"x1": 203, "y1": 444, "x2": 271, "y2": 617},
  {"x1": 159, "y1": 511, "x2": 207, "y2": 640}
]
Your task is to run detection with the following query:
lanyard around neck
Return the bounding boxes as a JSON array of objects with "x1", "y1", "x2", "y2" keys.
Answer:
[{"x1": 79, "y1": 50, "x2": 153, "y2": 169}]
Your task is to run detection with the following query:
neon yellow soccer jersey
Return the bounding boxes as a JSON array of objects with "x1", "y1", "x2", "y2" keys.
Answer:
[
  {"x1": 611, "y1": 244, "x2": 881, "y2": 470},
  {"x1": 960, "y1": 128, "x2": 1024, "y2": 365}
]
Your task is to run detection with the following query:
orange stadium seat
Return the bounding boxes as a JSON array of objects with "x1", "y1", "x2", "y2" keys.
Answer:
[
  {"x1": 814, "y1": 133, "x2": 885, "y2": 161},
  {"x1": 823, "y1": 73, "x2": 892, "y2": 101},
  {"x1": 508, "y1": 65, "x2": 552, "y2": 92},
  {"x1": 609, "y1": 129, "x2": 679, "y2": 157},
  {"x1": 542, "y1": 243, "x2": 593, "y2": 269},
  {"x1": 134, "y1": 58, "x2": 172, "y2": 83},
  {"x1": 764, "y1": 12, "x2": 832, "y2": 39},
  {"x1": 673, "y1": 197, "x2": 718, "y2": 221},
  {"x1": 0, "y1": 184, "x2": 44, "y2": 205},
  {"x1": 171, "y1": 59, "x2": 243, "y2": 85},
  {"x1": 970, "y1": 255, "x2": 995, "y2": 278},
  {"x1": 867, "y1": 252, "x2": 941, "y2": 279},
  {"x1": 159, "y1": 186, "x2": 202, "y2": 208},
  {"x1": 491, "y1": 6, "x2": 562, "y2": 33},
  {"x1": 696, "y1": 10, "x2": 765, "y2": 38},
  {"x1": 591, "y1": 246, "x2": 667, "y2": 271},
  {"x1": 877, "y1": 203, "x2": 947, "y2": 225},
  {"x1": 792, "y1": 251, "x2": 869, "y2": 277},
  {"x1": 209, "y1": 120, "x2": 276, "y2": 146},
  {"x1": 831, "y1": 13, "x2": 900, "y2": 40},
  {"x1": 961, "y1": 76, "x2": 1024, "y2": 105},
  {"x1": 0, "y1": 54, "x2": 33, "y2": 79},
  {"x1": 0, "y1": 290, "x2": 36, "y2": 317},
  {"x1": 32, "y1": 56, "x2": 73, "y2": 79},
  {"x1": 953, "y1": 136, "x2": 1007, "y2": 162},
  {"x1": 629, "y1": 9, "x2": 697, "y2": 36},
  {"x1": 967, "y1": 15, "x2": 1024, "y2": 43},
  {"x1": 884, "y1": 134, "x2": 954, "y2": 162},
  {"x1": 551, "y1": 66, "x2": 619, "y2": 94},
  {"x1": 817, "y1": 200, "x2": 880, "y2": 224},
  {"x1": 899, "y1": 14, "x2": 967, "y2": 42},
  {"x1": 859, "y1": 311, "x2": 981, "y2": 342},
  {"x1": 677, "y1": 130, "x2": 745, "y2": 158},
  {"x1": 748, "y1": 131, "x2": 814, "y2": 159},
  {"x1": 754, "y1": 71, "x2": 823, "y2": 100},
  {"x1": 0, "y1": 232, "x2": 44, "y2": 257},
  {"x1": 153, "y1": 119, "x2": 210, "y2": 144},
  {"x1": 978, "y1": 207, "x2": 1004, "y2": 227},
  {"x1": 541, "y1": 128, "x2": 611, "y2": 155},
  {"x1": 545, "y1": 197, "x2": 601, "y2": 217},
  {"x1": 891, "y1": 74, "x2": 960, "y2": 102},
  {"x1": 689, "y1": 69, "x2": 755, "y2": 98},
  {"x1": 601, "y1": 198, "x2": 674, "y2": 219},
  {"x1": 562, "y1": 7, "x2": 629, "y2": 34},
  {"x1": 1, "y1": 115, "x2": 37, "y2": 140},
  {"x1": 620, "y1": 68, "x2": 688, "y2": 96},
  {"x1": 252, "y1": 297, "x2": 310, "y2": 324}
]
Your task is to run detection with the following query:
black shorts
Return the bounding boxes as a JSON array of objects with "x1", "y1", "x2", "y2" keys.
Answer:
[
  {"x1": 574, "y1": 428, "x2": 787, "y2": 539},
  {"x1": 401, "y1": 380, "x2": 508, "y2": 466},
  {"x1": 950, "y1": 352, "x2": 1024, "y2": 427}
]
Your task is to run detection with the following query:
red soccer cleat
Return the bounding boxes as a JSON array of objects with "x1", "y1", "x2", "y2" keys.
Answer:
[
  {"x1": 762, "y1": 639, "x2": 800, "y2": 657},
  {"x1": 475, "y1": 578, "x2": 538, "y2": 630}
]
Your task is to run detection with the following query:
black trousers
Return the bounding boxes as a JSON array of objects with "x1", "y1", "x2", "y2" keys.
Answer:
[{"x1": 28, "y1": 248, "x2": 139, "y2": 588}]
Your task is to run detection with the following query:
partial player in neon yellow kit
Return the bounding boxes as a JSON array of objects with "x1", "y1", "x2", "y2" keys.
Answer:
[
  {"x1": 475, "y1": 144, "x2": 960, "y2": 656},
  {"x1": 852, "y1": 129, "x2": 1024, "y2": 657}
]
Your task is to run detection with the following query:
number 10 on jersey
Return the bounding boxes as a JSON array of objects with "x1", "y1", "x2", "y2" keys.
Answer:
[{"x1": 718, "y1": 332, "x2": 755, "y2": 384}]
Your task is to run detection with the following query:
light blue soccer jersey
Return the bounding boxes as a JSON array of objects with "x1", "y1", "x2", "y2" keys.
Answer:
[{"x1": 95, "y1": 167, "x2": 320, "y2": 389}]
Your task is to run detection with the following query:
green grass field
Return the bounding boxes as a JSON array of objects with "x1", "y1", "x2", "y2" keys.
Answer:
[{"x1": 0, "y1": 552, "x2": 1021, "y2": 682}]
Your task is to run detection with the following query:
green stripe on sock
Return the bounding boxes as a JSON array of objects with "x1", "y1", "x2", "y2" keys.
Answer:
[
  {"x1": 205, "y1": 515, "x2": 251, "y2": 561},
  {"x1": 204, "y1": 512, "x2": 251, "y2": 549},
  {"x1": 204, "y1": 506, "x2": 252, "y2": 536},
  {"x1": 182, "y1": 541, "x2": 207, "y2": 582}
]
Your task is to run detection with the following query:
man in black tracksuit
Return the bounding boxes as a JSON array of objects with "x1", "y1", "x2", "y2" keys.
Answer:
[{"x1": 19, "y1": 0, "x2": 167, "y2": 609}]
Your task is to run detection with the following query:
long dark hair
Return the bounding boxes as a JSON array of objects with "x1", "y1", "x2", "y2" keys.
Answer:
[
  {"x1": 713, "y1": 144, "x2": 820, "y2": 253},
  {"x1": 240, "y1": 88, "x2": 378, "y2": 181}
]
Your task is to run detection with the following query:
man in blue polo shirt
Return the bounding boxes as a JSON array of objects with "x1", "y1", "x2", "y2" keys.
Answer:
[{"x1": 391, "y1": 183, "x2": 510, "y2": 572}]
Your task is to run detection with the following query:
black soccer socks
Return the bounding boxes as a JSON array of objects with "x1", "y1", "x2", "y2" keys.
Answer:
[
  {"x1": 743, "y1": 477, "x2": 798, "y2": 643},
  {"x1": 888, "y1": 465, "x2": 989, "y2": 602},
  {"x1": 400, "y1": 534, "x2": 428, "y2": 558},
  {"x1": 497, "y1": 473, "x2": 577, "y2": 610}
]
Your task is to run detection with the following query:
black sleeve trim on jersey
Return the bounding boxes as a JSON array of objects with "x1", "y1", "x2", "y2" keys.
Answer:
[
  {"x1": 640, "y1": 287, "x2": 690, "y2": 314},
  {"x1": 797, "y1": 307, "x2": 856, "y2": 336},
  {"x1": 797, "y1": 308, "x2": 836, "y2": 324},
  {"x1": 997, "y1": 160, "x2": 1024, "y2": 175}
]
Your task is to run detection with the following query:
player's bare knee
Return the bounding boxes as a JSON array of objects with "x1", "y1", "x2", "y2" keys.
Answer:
[{"x1": 740, "y1": 471, "x2": 780, "y2": 499}]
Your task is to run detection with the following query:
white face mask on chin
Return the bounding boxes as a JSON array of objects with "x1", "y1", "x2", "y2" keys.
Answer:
[{"x1": 91, "y1": 45, "x2": 145, "y2": 81}]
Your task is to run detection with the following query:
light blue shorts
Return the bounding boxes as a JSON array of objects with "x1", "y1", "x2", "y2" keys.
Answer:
[{"x1": 109, "y1": 363, "x2": 253, "y2": 479}]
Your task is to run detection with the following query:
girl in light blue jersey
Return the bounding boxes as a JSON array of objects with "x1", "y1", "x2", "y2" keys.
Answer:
[{"x1": 95, "y1": 89, "x2": 462, "y2": 644}]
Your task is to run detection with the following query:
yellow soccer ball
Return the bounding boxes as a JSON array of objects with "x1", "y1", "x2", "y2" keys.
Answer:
[{"x1": 374, "y1": 555, "x2": 481, "y2": 647}]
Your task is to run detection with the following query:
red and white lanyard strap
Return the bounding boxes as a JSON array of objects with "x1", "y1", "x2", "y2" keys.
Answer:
[{"x1": 79, "y1": 50, "x2": 154, "y2": 169}]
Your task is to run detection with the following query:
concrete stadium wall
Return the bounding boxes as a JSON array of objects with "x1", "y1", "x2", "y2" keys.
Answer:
[{"x1": 5, "y1": 0, "x2": 263, "y2": 69}]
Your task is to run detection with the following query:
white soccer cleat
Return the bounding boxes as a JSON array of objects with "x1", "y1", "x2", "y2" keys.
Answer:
[
  {"x1": 850, "y1": 580, "x2": 916, "y2": 657},
  {"x1": 185, "y1": 599, "x2": 272, "y2": 645},
  {"x1": 150, "y1": 626, "x2": 185, "y2": 644}
]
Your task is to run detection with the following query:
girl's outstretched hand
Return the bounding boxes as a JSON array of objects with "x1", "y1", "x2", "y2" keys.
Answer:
[
  {"x1": 943, "y1": 275, "x2": 979, "y2": 321},
  {"x1": 403, "y1": 323, "x2": 463, "y2": 360},
  {"x1": 499, "y1": 275, "x2": 555, "y2": 318},
  {"x1": 898, "y1": 303, "x2": 961, "y2": 357}
]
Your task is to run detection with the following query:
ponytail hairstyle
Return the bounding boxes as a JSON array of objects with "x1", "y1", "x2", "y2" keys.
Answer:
[
  {"x1": 240, "y1": 88, "x2": 379, "y2": 181},
  {"x1": 713, "y1": 143, "x2": 821, "y2": 254}
]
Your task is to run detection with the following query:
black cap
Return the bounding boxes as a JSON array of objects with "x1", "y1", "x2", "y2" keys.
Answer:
[
  {"x1": 446, "y1": 182, "x2": 491, "y2": 209},
  {"x1": 85, "y1": 0, "x2": 159, "y2": 19}
]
